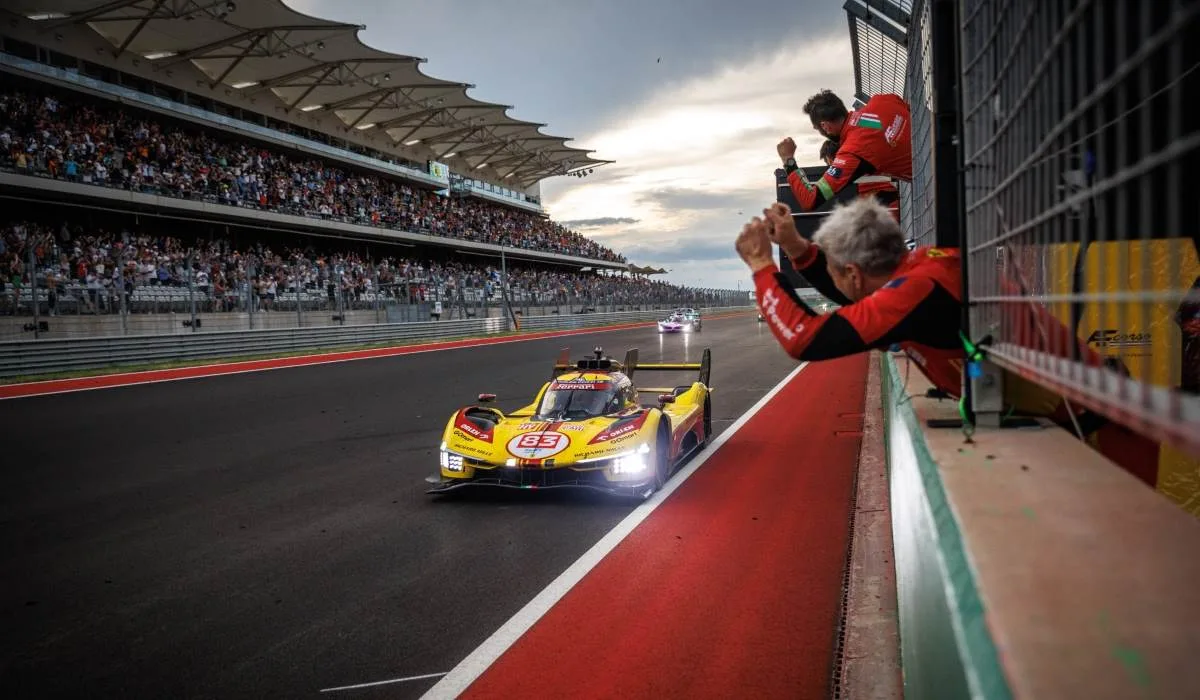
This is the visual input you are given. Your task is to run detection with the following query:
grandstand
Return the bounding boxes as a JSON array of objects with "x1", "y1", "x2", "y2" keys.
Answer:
[{"x1": 0, "y1": 1, "x2": 736, "y2": 338}]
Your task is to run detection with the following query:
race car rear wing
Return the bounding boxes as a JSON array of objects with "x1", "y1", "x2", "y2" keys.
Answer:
[
  {"x1": 632, "y1": 348, "x2": 712, "y2": 390},
  {"x1": 550, "y1": 347, "x2": 711, "y2": 388},
  {"x1": 551, "y1": 347, "x2": 639, "y2": 377}
]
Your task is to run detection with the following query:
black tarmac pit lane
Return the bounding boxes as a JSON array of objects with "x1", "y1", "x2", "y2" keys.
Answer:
[{"x1": 0, "y1": 315, "x2": 798, "y2": 699}]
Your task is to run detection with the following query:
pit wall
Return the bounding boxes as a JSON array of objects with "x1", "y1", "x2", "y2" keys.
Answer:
[{"x1": 881, "y1": 352, "x2": 1200, "y2": 699}]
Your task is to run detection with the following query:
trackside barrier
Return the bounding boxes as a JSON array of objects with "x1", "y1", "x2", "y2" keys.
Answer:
[
  {"x1": 882, "y1": 349, "x2": 1200, "y2": 698},
  {"x1": 0, "y1": 305, "x2": 767, "y2": 379},
  {"x1": 881, "y1": 353, "x2": 1011, "y2": 700}
]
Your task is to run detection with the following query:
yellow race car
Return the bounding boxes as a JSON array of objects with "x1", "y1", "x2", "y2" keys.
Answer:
[{"x1": 426, "y1": 346, "x2": 713, "y2": 498}]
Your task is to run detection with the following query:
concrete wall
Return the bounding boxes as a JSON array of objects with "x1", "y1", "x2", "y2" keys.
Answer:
[
  {"x1": 882, "y1": 351, "x2": 1200, "y2": 699},
  {"x1": 0, "y1": 302, "x2": 701, "y2": 340}
]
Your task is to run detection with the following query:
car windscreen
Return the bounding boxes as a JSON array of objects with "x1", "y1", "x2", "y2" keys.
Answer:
[{"x1": 537, "y1": 380, "x2": 619, "y2": 419}]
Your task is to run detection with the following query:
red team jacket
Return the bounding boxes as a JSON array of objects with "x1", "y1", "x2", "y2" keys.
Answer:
[
  {"x1": 755, "y1": 244, "x2": 962, "y2": 392},
  {"x1": 754, "y1": 244, "x2": 1162, "y2": 486},
  {"x1": 786, "y1": 93, "x2": 912, "y2": 213}
]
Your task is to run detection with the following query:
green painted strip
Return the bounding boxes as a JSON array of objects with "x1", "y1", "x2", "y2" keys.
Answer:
[{"x1": 883, "y1": 353, "x2": 1014, "y2": 700}]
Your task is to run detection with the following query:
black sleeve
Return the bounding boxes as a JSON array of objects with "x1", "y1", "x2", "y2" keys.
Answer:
[{"x1": 795, "y1": 248, "x2": 854, "y2": 307}]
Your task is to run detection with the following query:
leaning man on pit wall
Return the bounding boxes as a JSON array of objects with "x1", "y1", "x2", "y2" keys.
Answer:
[
  {"x1": 777, "y1": 90, "x2": 912, "y2": 214},
  {"x1": 735, "y1": 198, "x2": 1161, "y2": 486}
]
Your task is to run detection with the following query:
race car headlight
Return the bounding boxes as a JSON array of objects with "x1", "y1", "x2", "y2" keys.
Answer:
[
  {"x1": 439, "y1": 446, "x2": 465, "y2": 472},
  {"x1": 611, "y1": 443, "x2": 651, "y2": 474},
  {"x1": 612, "y1": 453, "x2": 646, "y2": 474}
]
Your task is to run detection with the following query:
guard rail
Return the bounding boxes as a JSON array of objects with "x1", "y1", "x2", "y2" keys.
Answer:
[{"x1": 0, "y1": 305, "x2": 773, "y2": 379}]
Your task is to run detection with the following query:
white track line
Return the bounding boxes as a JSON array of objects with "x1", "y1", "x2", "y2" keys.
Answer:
[
  {"x1": 320, "y1": 671, "x2": 448, "y2": 693},
  {"x1": 1, "y1": 317, "x2": 748, "y2": 401},
  {"x1": 420, "y1": 361, "x2": 811, "y2": 699}
]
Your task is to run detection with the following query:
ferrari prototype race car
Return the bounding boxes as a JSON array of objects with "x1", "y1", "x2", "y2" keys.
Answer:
[
  {"x1": 658, "y1": 308, "x2": 702, "y2": 333},
  {"x1": 426, "y1": 346, "x2": 713, "y2": 498}
]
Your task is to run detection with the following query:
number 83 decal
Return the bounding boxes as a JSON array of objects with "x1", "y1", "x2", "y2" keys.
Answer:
[{"x1": 506, "y1": 431, "x2": 570, "y2": 458}]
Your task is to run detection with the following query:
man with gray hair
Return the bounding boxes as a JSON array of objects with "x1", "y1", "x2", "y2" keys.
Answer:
[
  {"x1": 735, "y1": 198, "x2": 1161, "y2": 488},
  {"x1": 736, "y1": 197, "x2": 962, "y2": 392}
]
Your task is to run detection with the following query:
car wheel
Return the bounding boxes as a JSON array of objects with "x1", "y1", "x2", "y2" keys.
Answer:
[
  {"x1": 702, "y1": 396, "x2": 712, "y2": 446},
  {"x1": 651, "y1": 424, "x2": 671, "y2": 492}
]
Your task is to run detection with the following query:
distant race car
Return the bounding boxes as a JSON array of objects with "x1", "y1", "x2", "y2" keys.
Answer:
[
  {"x1": 426, "y1": 346, "x2": 713, "y2": 499},
  {"x1": 658, "y1": 308, "x2": 701, "y2": 333}
]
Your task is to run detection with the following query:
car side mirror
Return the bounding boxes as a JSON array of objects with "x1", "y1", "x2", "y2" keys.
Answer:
[
  {"x1": 477, "y1": 393, "x2": 497, "y2": 403},
  {"x1": 658, "y1": 394, "x2": 676, "y2": 405}
]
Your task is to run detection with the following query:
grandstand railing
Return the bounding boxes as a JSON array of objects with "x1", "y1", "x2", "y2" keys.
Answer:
[
  {"x1": 956, "y1": 0, "x2": 1200, "y2": 453},
  {"x1": 1, "y1": 265, "x2": 749, "y2": 341}
]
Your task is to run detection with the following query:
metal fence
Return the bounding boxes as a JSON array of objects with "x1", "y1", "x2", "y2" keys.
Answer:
[
  {"x1": 0, "y1": 304, "x2": 764, "y2": 378},
  {"x1": 958, "y1": 0, "x2": 1200, "y2": 451},
  {"x1": 847, "y1": 0, "x2": 1200, "y2": 453},
  {"x1": 901, "y1": 0, "x2": 937, "y2": 247}
]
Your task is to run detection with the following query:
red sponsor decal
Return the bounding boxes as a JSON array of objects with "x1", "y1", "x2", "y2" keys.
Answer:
[
  {"x1": 589, "y1": 412, "x2": 649, "y2": 444},
  {"x1": 455, "y1": 410, "x2": 494, "y2": 442}
]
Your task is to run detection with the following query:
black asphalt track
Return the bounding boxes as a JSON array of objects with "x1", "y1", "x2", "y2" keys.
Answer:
[{"x1": 0, "y1": 314, "x2": 803, "y2": 699}]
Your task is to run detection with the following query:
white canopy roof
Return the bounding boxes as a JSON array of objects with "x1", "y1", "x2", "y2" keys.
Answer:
[{"x1": 11, "y1": 0, "x2": 611, "y2": 184}]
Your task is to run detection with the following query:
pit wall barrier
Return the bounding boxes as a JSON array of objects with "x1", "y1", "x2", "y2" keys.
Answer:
[{"x1": 880, "y1": 352, "x2": 1200, "y2": 699}]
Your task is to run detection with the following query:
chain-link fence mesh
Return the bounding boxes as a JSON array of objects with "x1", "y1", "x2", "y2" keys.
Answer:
[
  {"x1": 901, "y1": 0, "x2": 937, "y2": 247},
  {"x1": 959, "y1": 0, "x2": 1200, "y2": 450}
]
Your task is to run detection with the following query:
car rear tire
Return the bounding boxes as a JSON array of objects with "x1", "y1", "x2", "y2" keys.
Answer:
[{"x1": 702, "y1": 396, "x2": 712, "y2": 446}]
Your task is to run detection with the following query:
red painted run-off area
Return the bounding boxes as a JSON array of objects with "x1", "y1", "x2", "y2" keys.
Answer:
[
  {"x1": 0, "y1": 314, "x2": 747, "y2": 400},
  {"x1": 463, "y1": 354, "x2": 869, "y2": 700}
]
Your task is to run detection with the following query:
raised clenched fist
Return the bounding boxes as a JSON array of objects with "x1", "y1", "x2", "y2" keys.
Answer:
[
  {"x1": 763, "y1": 203, "x2": 809, "y2": 261},
  {"x1": 777, "y1": 137, "x2": 797, "y2": 161}
]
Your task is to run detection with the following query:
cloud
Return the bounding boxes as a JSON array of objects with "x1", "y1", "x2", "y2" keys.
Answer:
[
  {"x1": 558, "y1": 217, "x2": 640, "y2": 228},
  {"x1": 637, "y1": 188, "x2": 732, "y2": 212},
  {"x1": 541, "y1": 35, "x2": 854, "y2": 288},
  {"x1": 283, "y1": 1, "x2": 852, "y2": 290},
  {"x1": 621, "y1": 237, "x2": 739, "y2": 263},
  {"x1": 286, "y1": 0, "x2": 846, "y2": 137}
]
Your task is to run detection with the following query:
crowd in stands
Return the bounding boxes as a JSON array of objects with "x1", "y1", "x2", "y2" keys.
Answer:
[
  {"x1": 0, "y1": 220, "x2": 733, "y2": 314},
  {"x1": 0, "y1": 87, "x2": 623, "y2": 263}
]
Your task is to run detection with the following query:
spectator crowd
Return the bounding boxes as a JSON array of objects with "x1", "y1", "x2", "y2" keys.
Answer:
[
  {"x1": 1, "y1": 220, "x2": 732, "y2": 315},
  {"x1": 0, "y1": 87, "x2": 624, "y2": 263}
]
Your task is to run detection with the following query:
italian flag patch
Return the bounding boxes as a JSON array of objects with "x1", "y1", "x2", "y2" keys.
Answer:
[{"x1": 858, "y1": 112, "x2": 883, "y2": 129}]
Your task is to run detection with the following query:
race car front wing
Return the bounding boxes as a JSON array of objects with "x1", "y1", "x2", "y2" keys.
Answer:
[{"x1": 425, "y1": 466, "x2": 656, "y2": 498}]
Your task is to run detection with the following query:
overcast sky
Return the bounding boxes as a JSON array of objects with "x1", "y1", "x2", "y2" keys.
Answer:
[{"x1": 287, "y1": 0, "x2": 855, "y2": 289}]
